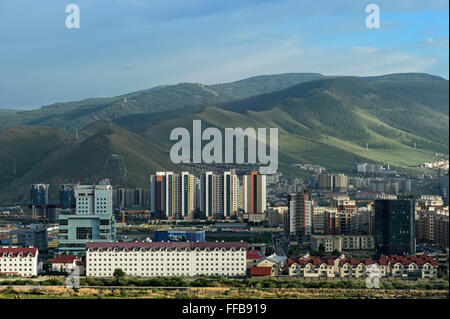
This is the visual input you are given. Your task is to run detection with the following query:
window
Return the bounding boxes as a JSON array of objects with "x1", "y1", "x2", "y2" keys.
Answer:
[{"x1": 76, "y1": 227, "x2": 93, "y2": 240}]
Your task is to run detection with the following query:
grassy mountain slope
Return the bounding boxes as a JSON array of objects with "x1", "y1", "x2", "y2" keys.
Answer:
[
  {"x1": 0, "y1": 72, "x2": 447, "y2": 203},
  {"x1": 0, "y1": 122, "x2": 177, "y2": 203},
  {"x1": 0, "y1": 73, "x2": 324, "y2": 132},
  {"x1": 141, "y1": 105, "x2": 438, "y2": 174},
  {"x1": 222, "y1": 75, "x2": 448, "y2": 153}
]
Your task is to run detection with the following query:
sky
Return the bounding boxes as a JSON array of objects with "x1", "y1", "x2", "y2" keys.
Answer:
[{"x1": 0, "y1": 0, "x2": 448, "y2": 109}]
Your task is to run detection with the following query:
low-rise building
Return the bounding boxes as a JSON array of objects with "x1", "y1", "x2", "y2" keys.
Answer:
[
  {"x1": 48, "y1": 254, "x2": 78, "y2": 273},
  {"x1": 86, "y1": 241, "x2": 247, "y2": 277},
  {"x1": 0, "y1": 247, "x2": 39, "y2": 277},
  {"x1": 256, "y1": 254, "x2": 287, "y2": 276},
  {"x1": 287, "y1": 254, "x2": 438, "y2": 279},
  {"x1": 246, "y1": 250, "x2": 264, "y2": 270},
  {"x1": 311, "y1": 235, "x2": 375, "y2": 252},
  {"x1": 250, "y1": 266, "x2": 273, "y2": 277}
]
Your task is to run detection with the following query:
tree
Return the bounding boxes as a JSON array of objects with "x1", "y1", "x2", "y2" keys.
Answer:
[
  {"x1": 113, "y1": 269, "x2": 126, "y2": 280},
  {"x1": 318, "y1": 244, "x2": 325, "y2": 256}
]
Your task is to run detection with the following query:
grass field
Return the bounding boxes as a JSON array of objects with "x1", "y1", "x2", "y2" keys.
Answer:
[{"x1": 1, "y1": 286, "x2": 447, "y2": 299}]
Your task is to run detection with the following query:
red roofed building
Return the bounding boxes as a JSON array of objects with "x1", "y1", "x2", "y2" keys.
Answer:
[
  {"x1": 246, "y1": 251, "x2": 265, "y2": 270},
  {"x1": 48, "y1": 255, "x2": 78, "y2": 273},
  {"x1": 0, "y1": 247, "x2": 39, "y2": 277},
  {"x1": 250, "y1": 266, "x2": 273, "y2": 277},
  {"x1": 287, "y1": 254, "x2": 439, "y2": 279},
  {"x1": 86, "y1": 241, "x2": 247, "y2": 277}
]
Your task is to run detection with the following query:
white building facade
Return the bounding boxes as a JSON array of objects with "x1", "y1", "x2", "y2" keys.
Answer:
[
  {"x1": 86, "y1": 241, "x2": 247, "y2": 277},
  {"x1": 0, "y1": 247, "x2": 39, "y2": 277}
]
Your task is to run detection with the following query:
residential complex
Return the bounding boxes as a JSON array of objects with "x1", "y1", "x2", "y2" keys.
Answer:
[
  {"x1": 242, "y1": 172, "x2": 267, "y2": 214},
  {"x1": 30, "y1": 184, "x2": 49, "y2": 208},
  {"x1": 318, "y1": 173, "x2": 348, "y2": 192},
  {"x1": 199, "y1": 171, "x2": 239, "y2": 219},
  {"x1": 311, "y1": 235, "x2": 375, "y2": 252},
  {"x1": 284, "y1": 189, "x2": 313, "y2": 241},
  {"x1": 86, "y1": 241, "x2": 247, "y2": 277},
  {"x1": 0, "y1": 247, "x2": 39, "y2": 277},
  {"x1": 150, "y1": 171, "x2": 198, "y2": 219},
  {"x1": 150, "y1": 171, "x2": 264, "y2": 220},
  {"x1": 287, "y1": 254, "x2": 438, "y2": 279}
]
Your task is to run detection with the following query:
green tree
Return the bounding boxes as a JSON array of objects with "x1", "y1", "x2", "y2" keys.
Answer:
[
  {"x1": 318, "y1": 244, "x2": 325, "y2": 256},
  {"x1": 113, "y1": 269, "x2": 126, "y2": 285}
]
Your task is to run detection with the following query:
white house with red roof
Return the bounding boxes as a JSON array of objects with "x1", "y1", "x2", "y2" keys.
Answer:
[
  {"x1": 48, "y1": 255, "x2": 78, "y2": 273},
  {"x1": 0, "y1": 247, "x2": 39, "y2": 277},
  {"x1": 287, "y1": 254, "x2": 439, "y2": 279}
]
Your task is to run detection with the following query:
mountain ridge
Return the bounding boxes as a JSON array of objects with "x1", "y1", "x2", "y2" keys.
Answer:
[{"x1": 0, "y1": 72, "x2": 448, "y2": 204}]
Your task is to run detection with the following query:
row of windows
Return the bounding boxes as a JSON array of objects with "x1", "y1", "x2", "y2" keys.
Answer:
[
  {"x1": 89, "y1": 272, "x2": 243, "y2": 277},
  {"x1": 0, "y1": 268, "x2": 34, "y2": 272},
  {"x1": 90, "y1": 263, "x2": 244, "y2": 267},
  {"x1": 90, "y1": 258, "x2": 242, "y2": 261},
  {"x1": 89, "y1": 252, "x2": 245, "y2": 256}
]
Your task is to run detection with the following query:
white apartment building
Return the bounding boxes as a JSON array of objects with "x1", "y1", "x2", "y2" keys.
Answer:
[
  {"x1": 0, "y1": 247, "x2": 39, "y2": 277},
  {"x1": 311, "y1": 235, "x2": 375, "y2": 252},
  {"x1": 86, "y1": 241, "x2": 247, "y2": 277}
]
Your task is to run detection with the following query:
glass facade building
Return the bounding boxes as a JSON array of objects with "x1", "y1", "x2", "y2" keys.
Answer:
[
  {"x1": 374, "y1": 198, "x2": 415, "y2": 255},
  {"x1": 58, "y1": 183, "x2": 116, "y2": 255}
]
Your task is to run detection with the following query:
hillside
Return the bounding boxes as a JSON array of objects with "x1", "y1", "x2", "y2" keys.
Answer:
[
  {"x1": 0, "y1": 72, "x2": 448, "y2": 203},
  {"x1": 0, "y1": 122, "x2": 177, "y2": 203},
  {"x1": 222, "y1": 75, "x2": 449, "y2": 153},
  {"x1": 0, "y1": 73, "x2": 324, "y2": 132}
]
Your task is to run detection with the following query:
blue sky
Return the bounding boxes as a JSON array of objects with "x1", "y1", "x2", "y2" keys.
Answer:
[{"x1": 0, "y1": 0, "x2": 448, "y2": 109}]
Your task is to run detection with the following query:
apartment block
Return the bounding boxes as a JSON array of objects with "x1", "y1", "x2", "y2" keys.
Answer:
[
  {"x1": 0, "y1": 247, "x2": 39, "y2": 277},
  {"x1": 86, "y1": 241, "x2": 247, "y2": 277}
]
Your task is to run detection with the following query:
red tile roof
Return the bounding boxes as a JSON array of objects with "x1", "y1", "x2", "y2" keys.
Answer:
[
  {"x1": 287, "y1": 254, "x2": 439, "y2": 268},
  {"x1": 339, "y1": 258, "x2": 361, "y2": 266},
  {"x1": 0, "y1": 247, "x2": 38, "y2": 258},
  {"x1": 247, "y1": 252, "x2": 264, "y2": 260},
  {"x1": 48, "y1": 255, "x2": 77, "y2": 264},
  {"x1": 250, "y1": 267, "x2": 272, "y2": 276}
]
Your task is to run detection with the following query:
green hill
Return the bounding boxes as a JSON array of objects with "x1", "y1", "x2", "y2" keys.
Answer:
[
  {"x1": 0, "y1": 73, "x2": 324, "y2": 132},
  {"x1": 0, "y1": 122, "x2": 177, "y2": 203},
  {"x1": 0, "y1": 72, "x2": 448, "y2": 203}
]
